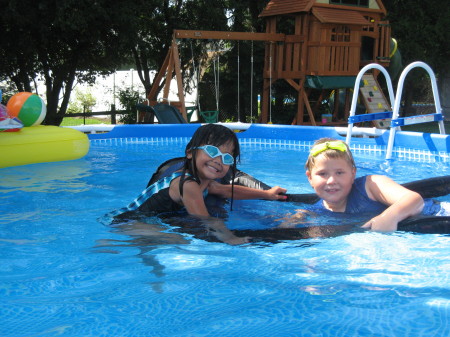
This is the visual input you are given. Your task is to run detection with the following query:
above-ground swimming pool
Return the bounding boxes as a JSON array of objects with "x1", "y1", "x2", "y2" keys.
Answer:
[{"x1": 1, "y1": 124, "x2": 450, "y2": 336}]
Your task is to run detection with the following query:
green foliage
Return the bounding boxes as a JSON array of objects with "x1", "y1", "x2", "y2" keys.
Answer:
[
  {"x1": 0, "y1": 0, "x2": 141, "y2": 125},
  {"x1": 386, "y1": 0, "x2": 450, "y2": 74},
  {"x1": 117, "y1": 88, "x2": 140, "y2": 124},
  {"x1": 66, "y1": 102, "x2": 81, "y2": 115},
  {"x1": 196, "y1": 0, "x2": 268, "y2": 123},
  {"x1": 67, "y1": 88, "x2": 97, "y2": 114},
  {"x1": 384, "y1": 0, "x2": 450, "y2": 108},
  {"x1": 132, "y1": 0, "x2": 233, "y2": 96},
  {"x1": 0, "y1": 81, "x2": 16, "y2": 105},
  {"x1": 2, "y1": 0, "x2": 448, "y2": 126}
]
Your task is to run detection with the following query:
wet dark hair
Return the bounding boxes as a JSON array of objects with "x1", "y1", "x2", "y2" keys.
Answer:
[
  {"x1": 181, "y1": 124, "x2": 240, "y2": 209},
  {"x1": 185, "y1": 123, "x2": 240, "y2": 158},
  {"x1": 184, "y1": 123, "x2": 240, "y2": 179}
]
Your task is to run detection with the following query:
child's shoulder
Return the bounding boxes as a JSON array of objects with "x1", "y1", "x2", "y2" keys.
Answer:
[{"x1": 147, "y1": 157, "x2": 185, "y2": 186}]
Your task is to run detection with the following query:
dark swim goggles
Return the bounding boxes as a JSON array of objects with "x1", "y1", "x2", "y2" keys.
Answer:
[{"x1": 194, "y1": 145, "x2": 235, "y2": 165}]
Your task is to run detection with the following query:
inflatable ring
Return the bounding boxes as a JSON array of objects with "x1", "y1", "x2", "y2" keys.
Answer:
[
  {"x1": 0, "y1": 125, "x2": 89, "y2": 168},
  {"x1": 112, "y1": 157, "x2": 450, "y2": 241}
]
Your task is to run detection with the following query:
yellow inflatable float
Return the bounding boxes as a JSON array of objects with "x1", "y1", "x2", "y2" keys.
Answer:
[{"x1": 0, "y1": 125, "x2": 90, "y2": 168}]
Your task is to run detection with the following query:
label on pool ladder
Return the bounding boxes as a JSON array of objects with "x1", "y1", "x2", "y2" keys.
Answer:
[
  {"x1": 403, "y1": 115, "x2": 436, "y2": 126},
  {"x1": 391, "y1": 114, "x2": 441, "y2": 127}
]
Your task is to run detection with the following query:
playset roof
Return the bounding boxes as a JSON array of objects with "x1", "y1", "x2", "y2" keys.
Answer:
[{"x1": 260, "y1": 0, "x2": 387, "y2": 18}]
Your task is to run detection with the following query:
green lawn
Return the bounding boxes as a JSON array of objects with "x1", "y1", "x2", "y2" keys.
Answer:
[{"x1": 60, "y1": 117, "x2": 110, "y2": 126}]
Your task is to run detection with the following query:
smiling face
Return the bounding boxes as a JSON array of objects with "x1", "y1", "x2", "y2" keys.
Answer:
[
  {"x1": 306, "y1": 154, "x2": 356, "y2": 212},
  {"x1": 188, "y1": 141, "x2": 235, "y2": 182}
]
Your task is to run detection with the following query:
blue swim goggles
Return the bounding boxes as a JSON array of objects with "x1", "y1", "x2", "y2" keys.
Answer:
[{"x1": 194, "y1": 145, "x2": 235, "y2": 165}]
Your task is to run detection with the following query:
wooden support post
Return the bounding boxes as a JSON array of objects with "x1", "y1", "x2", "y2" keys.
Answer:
[
  {"x1": 295, "y1": 87, "x2": 305, "y2": 125},
  {"x1": 146, "y1": 40, "x2": 187, "y2": 121},
  {"x1": 260, "y1": 78, "x2": 270, "y2": 123},
  {"x1": 148, "y1": 48, "x2": 172, "y2": 104},
  {"x1": 111, "y1": 104, "x2": 117, "y2": 124},
  {"x1": 303, "y1": 90, "x2": 316, "y2": 126},
  {"x1": 344, "y1": 88, "x2": 351, "y2": 121},
  {"x1": 171, "y1": 41, "x2": 187, "y2": 120},
  {"x1": 163, "y1": 50, "x2": 174, "y2": 101},
  {"x1": 290, "y1": 78, "x2": 314, "y2": 126}
]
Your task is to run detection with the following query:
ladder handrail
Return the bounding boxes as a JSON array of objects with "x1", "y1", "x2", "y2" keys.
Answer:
[
  {"x1": 385, "y1": 61, "x2": 445, "y2": 159},
  {"x1": 346, "y1": 64, "x2": 396, "y2": 145}
]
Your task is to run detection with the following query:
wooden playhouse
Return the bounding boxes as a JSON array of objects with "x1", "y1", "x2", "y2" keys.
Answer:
[
  {"x1": 149, "y1": 0, "x2": 393, "y2": 125},
  {"x1": 259, "y1": 0, "x2": 392, "y2": 125}
]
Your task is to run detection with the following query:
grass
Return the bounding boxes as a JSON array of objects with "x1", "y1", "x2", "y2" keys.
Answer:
[{"x1": 60, "y1": 117, "x2": 111, "y2": 126}]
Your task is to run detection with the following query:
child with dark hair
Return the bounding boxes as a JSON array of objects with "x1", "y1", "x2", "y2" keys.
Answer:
[{"x1": 105, "y1": 124, "x2": 287, "y2": 244}]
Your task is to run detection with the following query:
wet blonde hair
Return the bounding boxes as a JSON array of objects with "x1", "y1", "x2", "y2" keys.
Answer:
[{"x1": 305, "y1": 138, "x2": 356, "y2": 172}]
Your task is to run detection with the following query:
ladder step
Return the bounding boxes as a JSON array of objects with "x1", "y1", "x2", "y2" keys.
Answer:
[{"x1": 348, "y1": 111, "x2": 392, "y2": 124}]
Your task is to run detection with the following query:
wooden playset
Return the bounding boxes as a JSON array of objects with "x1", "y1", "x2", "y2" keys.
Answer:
[{"x1": 147, "y1": 0, "x2": 393, "y2": 125}]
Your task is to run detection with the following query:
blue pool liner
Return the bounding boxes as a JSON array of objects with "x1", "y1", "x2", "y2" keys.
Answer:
[{"x1": 88, "y1": 124, "x2": 450, "y2": 155}]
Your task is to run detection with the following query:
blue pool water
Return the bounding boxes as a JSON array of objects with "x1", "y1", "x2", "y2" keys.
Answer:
[{"x1": 1, "y1": 129, "x2": 450, "y2": 336}]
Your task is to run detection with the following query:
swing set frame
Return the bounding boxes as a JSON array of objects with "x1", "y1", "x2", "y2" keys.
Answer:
[
  {"x1": 148, "y1": 3, "x2": 391, "y2": 126},
  {"x1": 147, "y1": 30, "x2": 284, "y2": 123},
  {"x1": 146, "y1": 1, "x2": 392, "y2": 125}
]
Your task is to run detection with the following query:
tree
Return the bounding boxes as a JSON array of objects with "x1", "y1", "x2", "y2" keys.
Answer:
[
  {"x1": 188, "y1": 0, "x2": 269, "y2": 122},
  {"x1": 0, "y1": 0, "x2": 142, "y2": 125},
  {"x1": 0, "y1": 0, "x2": 268, "y2": 125},
  {"x1": 385, "y1": 0, "x2": 449, "y2": 75},
  {"x1": 117, "y1": 88, "x2": 141, "y2": 124},
  {"x1": 67, "y1": 88, "x2": 97, "y2": 114},
  {"x1": 132, "y1": 0, "x2": 232, "y2": 98},
  {"x1": 384, "y1": 0, "x2": 450, "y2": 112},
  {"x1": 2, "y1": 1, "x2": 449, "y2": 125}
]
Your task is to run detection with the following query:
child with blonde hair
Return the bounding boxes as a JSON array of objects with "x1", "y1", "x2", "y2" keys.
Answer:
[{"x1": 305, "y1": 138, "x2": 448, "y2": 232}]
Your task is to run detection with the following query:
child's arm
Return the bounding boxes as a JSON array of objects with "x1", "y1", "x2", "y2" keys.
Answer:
[
  {"x1": 275, "y1": 209, "x2": 313, "y2": 228},
  {"x1": 195, "y1": 215, "x2": 251, "y2": 245},
  {"x1": 362, "y1": 175, "x2": 424, "y2": 232},
  {"x1": 173, "y1": 179, "x2": 210, "y2": 216},
  {"x1": 208, "y1": 180, "x2": 287, "y2": 201},
  {"x1": 172, "y1": 179, "x2": 250, "y2": 245}
]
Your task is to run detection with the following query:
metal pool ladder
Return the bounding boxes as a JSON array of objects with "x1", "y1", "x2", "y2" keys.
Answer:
[{"x1": 346, "y1": 61, "x2": 445, "y2": 159}]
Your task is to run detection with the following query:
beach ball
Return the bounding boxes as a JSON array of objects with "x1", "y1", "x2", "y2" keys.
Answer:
[{"x1": 7, "y1": 92, "x2": 46, "y2": 126}]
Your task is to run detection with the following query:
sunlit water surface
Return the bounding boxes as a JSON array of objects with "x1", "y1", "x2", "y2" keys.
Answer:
[{"x1": 1, "y1": 138, "x2": 449, "y2": 337}]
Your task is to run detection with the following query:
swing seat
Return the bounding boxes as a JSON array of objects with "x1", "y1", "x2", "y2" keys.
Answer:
[
  {"x1": 136, "y1": 103, "x2": 155, "y2": 124},
  {"x1": 185, "y1": 106, "x2": 198, "y2": 122},
  {"x1": 200, "y1": 110, "x2": 219, "y2": 123},
  {"x1": 136, "y1": 103, "x2": 188, "y2": 124}
]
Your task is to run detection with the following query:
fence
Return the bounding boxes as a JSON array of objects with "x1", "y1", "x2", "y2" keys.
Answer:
[{"x1": 61, "y1": 105, "x2": 129, "y2": 126}]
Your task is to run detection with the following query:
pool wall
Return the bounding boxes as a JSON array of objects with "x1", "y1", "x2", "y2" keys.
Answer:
[{"x1": 87, "y1": 124, "x2": 450, "y2": 156}]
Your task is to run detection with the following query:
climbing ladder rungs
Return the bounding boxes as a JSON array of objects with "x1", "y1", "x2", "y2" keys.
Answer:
[
  {"x1": 391, "y1": 113, "x2": 443, "y2": 127},
  {"x1": 347, "y1": 61, "x2": 445, "y2": 160},
  {"x1": 346, "y1": 63, "x2": 395, "y2": 146},
  {"x1": 348, "y1": 111, "x2": 392, "y2": 124}
]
